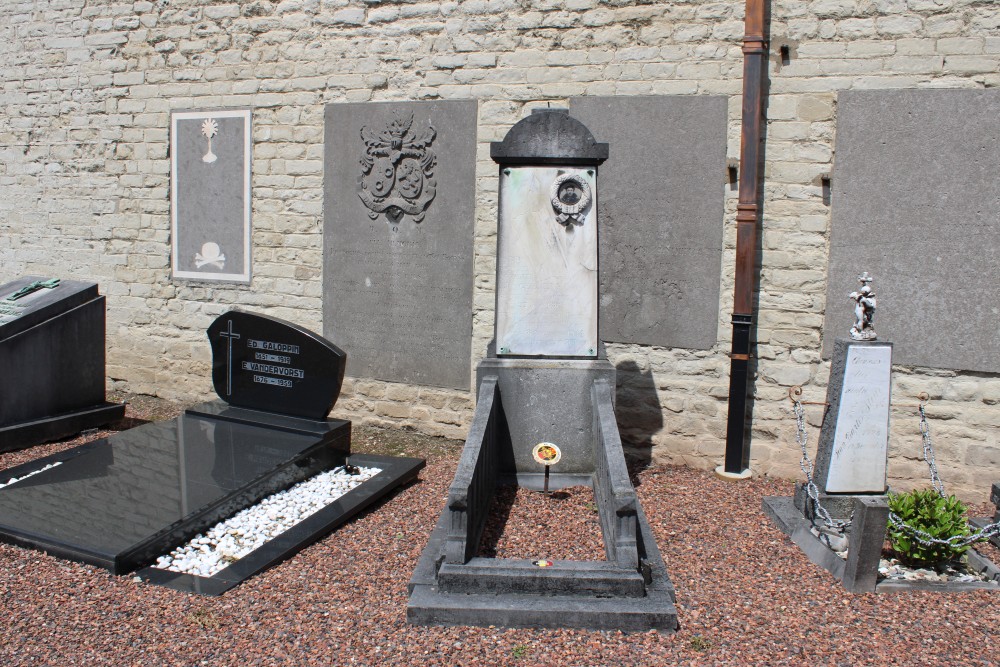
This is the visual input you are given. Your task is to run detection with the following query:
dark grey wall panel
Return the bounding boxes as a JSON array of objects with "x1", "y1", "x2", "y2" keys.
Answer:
[
  {"x1": 823, "y1": 89, "x2": 1000, "y2": 372},
  {"x1": 323, "y1": 100, "x2": 477, "y2": 390},
  {"x1": 571, "y1": 96, "x2": 728, "y2": 350}
]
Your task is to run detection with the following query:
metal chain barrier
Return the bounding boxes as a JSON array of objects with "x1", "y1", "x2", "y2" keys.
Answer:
[
  {"x1": 918, "y1": 404, "x2": 945, "y2": 496},
  {"x1": 793, "y1": 399, "x2": 850, "y2": 532},
  {"x1": 886, "y1": 402, "x2": 1000, "y2": 549},
  {"x1": 887, "y1": 511, "x2": 1000, "y2": 549},
  {"x1": 791, "y1": 387, "x2": 1000, "y2": 546}
]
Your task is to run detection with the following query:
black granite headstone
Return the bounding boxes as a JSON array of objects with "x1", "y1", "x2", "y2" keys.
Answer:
[
  {"x1": 0, "y1": 275, "x2": 124, "y2": 451},
  {"x1": 207, "y1": 311, "x2": 346, "y2": 420}
]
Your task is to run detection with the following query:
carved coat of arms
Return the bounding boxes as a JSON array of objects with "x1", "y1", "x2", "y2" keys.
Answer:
[{"x1": 358, "y1": 112, "x2": 437, "y2": 227}]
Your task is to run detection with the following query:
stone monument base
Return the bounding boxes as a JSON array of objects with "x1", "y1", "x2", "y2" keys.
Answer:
[
  {"x1": 0, "y1": 401, "x2": 125, "y2": 453},
  {"x1": 407, "y1": 365, "x2": 678, "y2": 632},
  {"x1": 793, "y1": 482, "x2": 887, "y2": 523},
  {"x1": 408, "y1": 502, "x2": 677, "y2": 631}
]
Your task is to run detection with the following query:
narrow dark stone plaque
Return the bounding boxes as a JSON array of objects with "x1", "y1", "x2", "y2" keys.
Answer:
[
  {"x1": 323, "y1": 100, "x2": 477, "y2": 390},
  {"x1": 207, "y1": 311, "x2": 345, "y2": 420},
  {"x1": 571, "y1": 96, "x2": 728, "y2": 350}
]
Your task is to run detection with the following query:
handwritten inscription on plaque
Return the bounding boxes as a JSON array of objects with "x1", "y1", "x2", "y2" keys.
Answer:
[{"x1": 826, "y1": 345, "x2": 892, "y2": 493}]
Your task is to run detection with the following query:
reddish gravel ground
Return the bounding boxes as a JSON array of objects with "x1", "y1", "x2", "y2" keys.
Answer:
[
  {"x1": 478, "y1": 486, "x2": 606, "y2": 561},
  {"x1": 1, "y1": 394, "x2": 998, "y2": 666}
]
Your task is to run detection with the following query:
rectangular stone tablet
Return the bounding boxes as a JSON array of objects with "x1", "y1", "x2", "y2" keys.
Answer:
[
  {"x1": 323, "y1": 100, "x2": 476, "y2": 390},
  {"x1": 571, "y1": 96, "x2": 728, "y2": 350},
  {"x1": 171, "y1": 109, "x2": 252, "y2": 283},
  {"x1": 815, "y1": 340, "x2": 892, "y2": 494}
]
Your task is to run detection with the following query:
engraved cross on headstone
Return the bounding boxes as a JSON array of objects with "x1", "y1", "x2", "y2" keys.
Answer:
[
  {"x1": 218, "y1": 319, "x2": 241, "y2": 397},
  {"x1": 6, "y1": 278, "x2": 60, "y2": 301}
]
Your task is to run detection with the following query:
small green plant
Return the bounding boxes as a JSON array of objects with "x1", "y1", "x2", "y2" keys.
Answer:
[
  {"x1": 689, "y1": 635, "x2": 712, "y2": 652},
  {"x1": 512, "y1": 644, "x2": 529, "y2": 659},
  {"x1": 887, "y1": 488, "x2": 972, "y2": 567}
]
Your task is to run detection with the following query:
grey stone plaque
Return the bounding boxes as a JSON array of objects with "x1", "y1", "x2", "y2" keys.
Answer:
[
  {"x1": 171, "y1": 109, "x2": 252, "y2": 282},
  {"x1": 814, "y1": 339, "x2": 892, "y2": 495},
  {"x1": 496, "y1": 166, "x2": 598, "y2": 357},
  {"x1": 323, "y1": 100, "x2": 476, "y2": 390},
  {"x1": 571, "y1": 96, "x2": 728, "y2": 350},
  {"x1": 823, "y1": 89, "x2": 1000, "y2": 372}
]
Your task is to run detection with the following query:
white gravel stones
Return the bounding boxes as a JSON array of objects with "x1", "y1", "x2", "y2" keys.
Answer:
[
  {"x1": 878, "y1": 557, "x2": 1000, "y2": 584},
  {"x1": 0, "y1": 461, "x2": 62, "y2": 489},
  {"x1": 155, "y1": 465, "x2": 381, "y2": 578}
]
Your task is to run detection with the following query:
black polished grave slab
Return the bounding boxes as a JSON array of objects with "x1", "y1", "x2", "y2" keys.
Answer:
[
  {"x1": 136, "y1": 453, "x2": 426, "y2": 596},
  {"x1": 208, "y1": 311, "x2": 346, "y2": 420},
  {"x1": 0, "y1": 275, "x2": 124, "y2": 451},
  {"x1": 0, "y1": 309, "x2": 427, "y2": 592},
  {"x1": 0, "y1": 414, "x2": 350, "y2": 574}
]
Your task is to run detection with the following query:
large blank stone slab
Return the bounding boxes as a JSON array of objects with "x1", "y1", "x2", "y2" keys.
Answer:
[
  {"x1": 571, "y1": 96, "x2": 728, "y2": 350},
  {"x1": 323, "y1": 101, "x2": 477, "y2": 390},
  {"x1": 823, "y1": 89, "x2": 1000, "y2": 371},
  {"x1": 496, "y1": 166, "x2": 598, "y2": 357}
]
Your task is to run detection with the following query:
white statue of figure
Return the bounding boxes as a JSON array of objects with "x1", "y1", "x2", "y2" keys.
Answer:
[{"x1": 849, "y1": 272, "x2": 877, "y2": 340}]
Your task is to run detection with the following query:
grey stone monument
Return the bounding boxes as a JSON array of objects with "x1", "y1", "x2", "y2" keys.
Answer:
[
  {"x1": 796, "y1": 271, "x2": 892, "y2": 518},
  {"x1": 970, "y1": 483, "x2": 1000, "y2": 549},
  {"x1": 408, "y1": 110, "x2": 678, "y2": 632},
  {"x1": 170, "y1": 109, "x2": 252, "y2": 283},
  {"x1": 323, "y1": 100, "x2": 477, "y2": 390},
  {"x1": 798, "y1": 275, "x2": 893, "y2": 517},
  {"x1": 763, "y1": 278, "x2": 894, "y2": 593},
  {"x1": 0, "y1": 276, "x2": 125, "y2": 451},
  {"x1": 811, "y1": 338, "x2": 892, "y2": 496}
]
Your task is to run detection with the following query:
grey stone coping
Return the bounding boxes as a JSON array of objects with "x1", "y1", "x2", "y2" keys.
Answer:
[
  {"x1": 491, "y1": 109, "x2": 608, "y2": 166},
  {"x1": 765, "y1": 496, "x2": 1000, "y2": 594}
]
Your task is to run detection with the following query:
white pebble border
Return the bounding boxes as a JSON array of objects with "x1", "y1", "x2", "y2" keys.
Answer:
[
  {"x1": 155, "y1": 465, "x2": 381, "y2": 578},
  {"x1": 0, "y1": 461, "x2": 62, "y2": 489}
]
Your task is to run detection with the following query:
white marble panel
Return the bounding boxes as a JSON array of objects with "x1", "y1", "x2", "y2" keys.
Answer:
[
  {"x1": 826, "y1": 345, "x2": 892, "y2": 493},
  {"x1": 496, "y1": 167, "x2": 598, "y2": 357}
]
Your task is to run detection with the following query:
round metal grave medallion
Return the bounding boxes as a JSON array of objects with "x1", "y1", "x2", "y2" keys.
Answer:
[
  {"x1": 531, "y1": 442, "x2": 562, "y2": 466},
  {"x1": 550, "y1": 173, "x2": 592, "y2": 226}
]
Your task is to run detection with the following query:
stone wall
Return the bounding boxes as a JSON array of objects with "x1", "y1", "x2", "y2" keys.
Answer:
[{"x1": 0, "y1": 0, "x2": 997, "y2": 502}]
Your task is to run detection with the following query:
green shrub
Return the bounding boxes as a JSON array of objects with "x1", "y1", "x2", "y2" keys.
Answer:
[{"x1": 887, "y1": 489, "x2": 972, "y2": 567}]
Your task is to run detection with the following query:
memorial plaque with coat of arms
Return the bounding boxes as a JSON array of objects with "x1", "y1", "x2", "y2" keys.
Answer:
[{"x1": 323, "y1": 100, "x2": 477, "y2": 391}]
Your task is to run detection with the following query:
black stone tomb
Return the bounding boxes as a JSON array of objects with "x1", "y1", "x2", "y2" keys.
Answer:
[
  {"x1": 0, "y1": 310, "x2": 424, "y2": 595},
  {"x1": 0, "y1": 276, "x2": 125, "y2": 451}
]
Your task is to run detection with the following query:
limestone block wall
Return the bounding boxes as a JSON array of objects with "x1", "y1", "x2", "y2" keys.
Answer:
[{"x1": 0, "y1": 0, "x2": 997, "y2": 502}]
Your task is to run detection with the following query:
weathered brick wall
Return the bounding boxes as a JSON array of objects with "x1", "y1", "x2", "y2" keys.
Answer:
[{"x1": 0, "y1": 0, "x2": 997, "y2": 501}]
